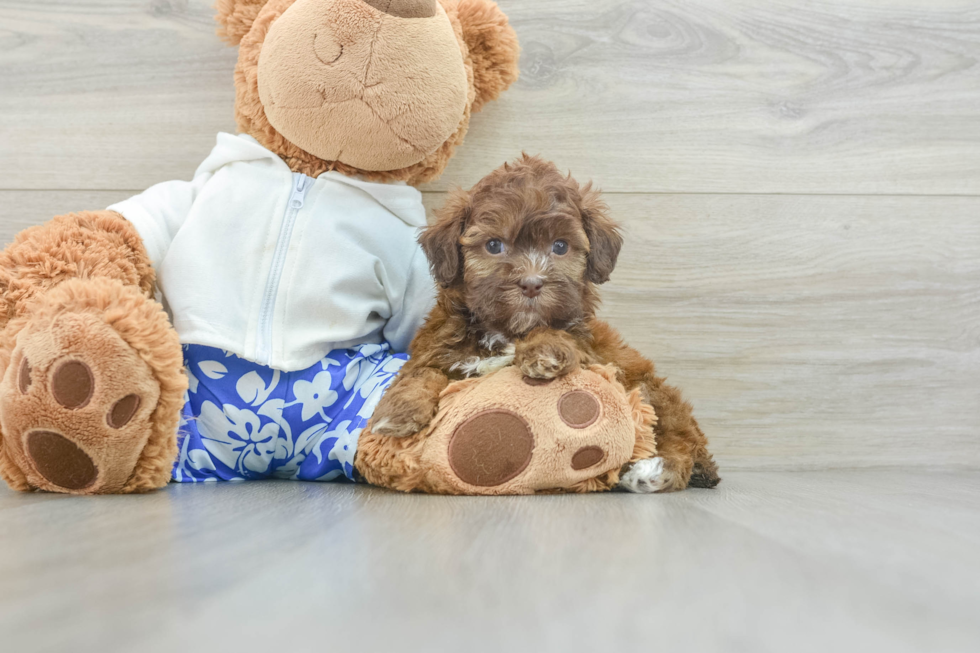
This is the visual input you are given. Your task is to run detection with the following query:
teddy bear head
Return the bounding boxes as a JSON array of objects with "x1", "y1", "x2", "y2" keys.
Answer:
[{"x1": 215, "y1": 0, "x2": 520, "y2": 184}]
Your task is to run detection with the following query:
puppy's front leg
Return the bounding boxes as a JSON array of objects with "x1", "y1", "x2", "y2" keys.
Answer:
[
  {"x1": 514, "y1": 328, "x2": 583, "y2": 380},
  {"x1": 371, "y1": 366, "x2": 448, "y2": 437}
]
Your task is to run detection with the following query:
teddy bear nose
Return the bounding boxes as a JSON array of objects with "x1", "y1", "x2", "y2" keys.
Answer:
[
  {"x1": 519, "y1": 276, "x2": 544, "y2": 298},
  {"x1": 362, "y1": 0, "x2": 437, "y2": 18}
]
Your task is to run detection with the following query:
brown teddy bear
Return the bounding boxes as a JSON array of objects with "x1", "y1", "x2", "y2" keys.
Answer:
[{"x1": 0, "y1": 0, "x2": 527, "y2": 494}]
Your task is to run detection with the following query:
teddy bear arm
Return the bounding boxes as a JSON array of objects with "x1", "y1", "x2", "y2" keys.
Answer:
[{"x1": 0, "y1": 210, "x2": 155, "y2": 327}]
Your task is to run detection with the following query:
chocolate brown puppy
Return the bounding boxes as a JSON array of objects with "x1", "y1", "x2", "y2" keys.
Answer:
[{"x1": 371, "y1": 155, "x2": 719, "y2": 492}]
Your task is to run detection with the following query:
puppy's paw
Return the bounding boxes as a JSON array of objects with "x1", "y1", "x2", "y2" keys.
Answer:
[
  {"x1": 370, "y1": 414, "x2": 430, "y2": 438},
  {"x1": 515, "y1": 339, "x2": 578, "y2": 380},
  {"x1": 618, "y1": 457, "x2": 674, "y2": 493},
  {"x1": 370, "y1": 399, "x2": 437, "y2": 438}
]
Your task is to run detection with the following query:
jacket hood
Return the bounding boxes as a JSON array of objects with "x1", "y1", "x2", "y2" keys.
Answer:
[{"x1": 197, "y1": 133, "x2": 427, "y2": 228}]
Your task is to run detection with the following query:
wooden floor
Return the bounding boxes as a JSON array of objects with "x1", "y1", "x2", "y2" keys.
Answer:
[
  {"x1": 1, "y1": 471, "x2": 979, "y2": 653},
  {"x1": 1, "y1": 2, "x2": 979, "y2": 650}
]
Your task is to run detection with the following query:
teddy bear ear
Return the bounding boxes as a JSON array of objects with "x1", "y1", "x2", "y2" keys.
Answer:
[
  {"x1": 453, "y1": 0, "x2": 520, "y2": 112},
  {"x1": 215, "y1": 0, "x2": 271, "y2": 46}
]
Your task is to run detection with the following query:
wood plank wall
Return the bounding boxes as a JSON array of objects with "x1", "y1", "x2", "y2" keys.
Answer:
[{"x1": 1, "y1": 0, "x2": 978, "y2": 469}]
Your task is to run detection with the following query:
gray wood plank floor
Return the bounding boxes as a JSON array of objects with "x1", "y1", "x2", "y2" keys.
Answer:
[
  {"x1": 1, "y1": 3, "x2": 978, "y2": 650},
  {"x1": 2, "y1": 471, "x2": 979, "y2": 653}
]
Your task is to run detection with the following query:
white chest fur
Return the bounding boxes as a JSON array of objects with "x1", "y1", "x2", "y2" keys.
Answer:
[{"x1": 450, "y1": 333, "x2": 515, "y2": 378}]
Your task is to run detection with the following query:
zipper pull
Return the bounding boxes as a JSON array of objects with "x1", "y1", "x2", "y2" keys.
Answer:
[{"x1": 290, "y1": 175, "x2": 309, "y2": 210}]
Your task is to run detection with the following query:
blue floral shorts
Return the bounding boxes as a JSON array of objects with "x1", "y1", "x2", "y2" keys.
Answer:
[{"x1": 172, "y1": 343, "x2": 407, "y2": 483}]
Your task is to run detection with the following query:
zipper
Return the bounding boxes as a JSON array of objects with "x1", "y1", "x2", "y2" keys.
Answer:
[{"x1": 255, "y1": 172, "x2": 312, "y2": 364}]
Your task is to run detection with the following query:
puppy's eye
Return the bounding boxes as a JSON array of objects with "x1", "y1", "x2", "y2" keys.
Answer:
[
  {"x1": 485, "y1": 239, "x2": 504, "y2": 255},
  {"x1": 552, "y1": 240, "x2": 569, "y2": 255}
]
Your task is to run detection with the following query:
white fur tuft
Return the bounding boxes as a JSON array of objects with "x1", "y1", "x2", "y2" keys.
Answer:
[
  {"x1": 449, "y1": 344, "x2": 516, "y2": 378},
  {"x1": 618, "y1": 457, "x2": 672, "y2": 494}
]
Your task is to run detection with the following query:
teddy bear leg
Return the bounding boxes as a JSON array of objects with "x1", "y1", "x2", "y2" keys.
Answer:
[
  {"x1": 0, "y1": 277, "x2": 186, "y2": 494},
  {"x1": 359, "y1": 365, "x2": 650, "y2": 495}
]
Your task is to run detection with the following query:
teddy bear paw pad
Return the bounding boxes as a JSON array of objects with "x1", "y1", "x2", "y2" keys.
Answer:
[
  {"x1": 557, "y1": 390, "x2": 600, "y2": 428},
  {"x1": 447, "y1": 409, "x2": 534, "y2": 487},
  {"x1": 25, "y1": 430, "x2": 98, "y2": 491},
  {"x1": 1, "y1": 314, "x2": 163, "y2": 494},
  {"x1": 571, "y1": 445, "x2": 605, "y2": 470},
  {"x1": 50, "y1": 360, "x2": 94, "y2": 409}
]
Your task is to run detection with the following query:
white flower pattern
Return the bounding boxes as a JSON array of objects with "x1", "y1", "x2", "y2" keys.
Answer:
[
  {"x1": 198, "y1": 402, "x2": 279, "y2": 474},
  {"x1": 289, "y1": 371, "x2": 339, "y2": 421},
  {"x1": 174, "y1": 343, "x2": 406, "y2": 482}
]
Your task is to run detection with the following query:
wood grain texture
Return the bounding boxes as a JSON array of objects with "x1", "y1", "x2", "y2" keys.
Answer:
[
  {"x1": 0, "y1": 190, "x2": 133, "y2": 244},
  {"x1": 3, "y1": 190, "x2": 977, "y2": 469},
  {"x1": 595, "y1": 193, "x2": 980, "y2": 469},
  {"x1": 1, "y1": 1, "x2": 979, "y2": 193},
  {"x1": 1, "y1": 473, "x2": 979, "y2": 653}
]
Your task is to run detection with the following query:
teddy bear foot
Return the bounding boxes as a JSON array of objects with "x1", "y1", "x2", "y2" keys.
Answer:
[
  {"x1": 0, "y1": 278, "x2": 186, "y2": 494},
  {"x1": 357, "y1": 364, "x2": 658, "y2": 495}
]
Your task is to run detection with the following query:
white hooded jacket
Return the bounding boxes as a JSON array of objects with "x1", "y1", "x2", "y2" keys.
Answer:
[{"x1": 108, "y1": 133, "x2": 435, "y2": 371}]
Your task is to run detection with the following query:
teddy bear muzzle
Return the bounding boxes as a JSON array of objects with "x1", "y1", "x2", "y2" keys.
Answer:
[
  {"x1": 362, "y1": 0, "x2": 436, "y2": 18},
  {"x1": 257, "y1": 0, "x2": 469, "y2": 171}
]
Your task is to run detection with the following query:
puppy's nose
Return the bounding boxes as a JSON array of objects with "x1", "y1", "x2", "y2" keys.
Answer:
[{"x1": 519, "y1": 277, "x2": 544, "y2": 298}]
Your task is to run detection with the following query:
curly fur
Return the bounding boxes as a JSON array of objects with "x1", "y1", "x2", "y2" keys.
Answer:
[
  {"x1": 215, "y1": 0, "x2": 271, "y2": 45},
  {"x1": 0, "y1": 211, "x2": 155, "y2": 328},
  {"x1": 455, "y1": 0, "x2": 520, "y2": 112}
]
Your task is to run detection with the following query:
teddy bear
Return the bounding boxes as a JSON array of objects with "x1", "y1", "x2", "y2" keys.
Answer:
[{"x1": 0, "y1": 0, "x2": 527, "y2": 494}]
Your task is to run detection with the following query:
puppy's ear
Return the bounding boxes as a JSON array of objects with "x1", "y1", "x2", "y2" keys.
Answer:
[
  {"x1": 421, "y1": 188, "x2": 471, "y2": 286},
  {"x1": 215, "y1": 0, "x2": 270, "y2": 45},
  {"x1": 579, "y1": 184, "x2": 622, "y2": 284}
]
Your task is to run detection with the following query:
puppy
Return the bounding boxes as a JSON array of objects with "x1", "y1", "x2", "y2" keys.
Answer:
[{"x1": 371, "y1": 155, "x2": 719, "y2": 492}]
